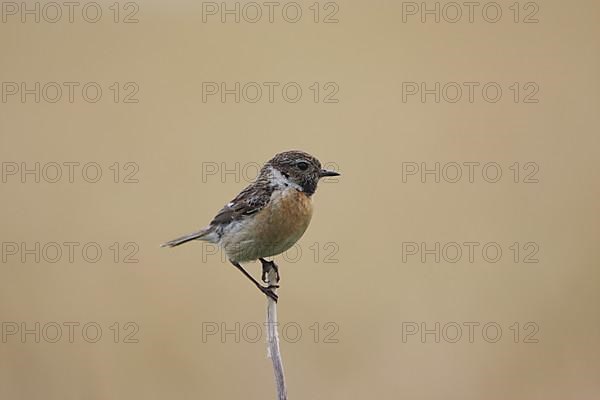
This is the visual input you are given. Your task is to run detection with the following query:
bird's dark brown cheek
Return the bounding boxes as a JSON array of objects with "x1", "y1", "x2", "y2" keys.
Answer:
[{"x1": 301, "y1": 179, "x2": 317, "y2": 195}]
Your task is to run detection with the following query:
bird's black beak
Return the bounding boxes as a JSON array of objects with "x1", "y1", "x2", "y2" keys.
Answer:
[{"x1": 319, "y1": 169, "x2": 340, "y2": 178}]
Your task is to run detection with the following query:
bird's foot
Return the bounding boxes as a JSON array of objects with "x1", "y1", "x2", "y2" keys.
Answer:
[
  {"x1": 260, "y1": 284, "x2": 279, "y2": 302},
  {"x1": 260, "y1": 258, "x2": 280, "y2": 284}
]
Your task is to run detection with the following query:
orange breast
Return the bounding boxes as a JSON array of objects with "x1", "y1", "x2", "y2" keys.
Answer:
[{"x1": 253, "y1": 188, "x2": 313, "y2": 255}]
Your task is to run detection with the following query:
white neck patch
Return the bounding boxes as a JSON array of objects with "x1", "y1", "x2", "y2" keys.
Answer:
[{"x1": 269, "y1": 166, "x2": 303, "y2": 191}]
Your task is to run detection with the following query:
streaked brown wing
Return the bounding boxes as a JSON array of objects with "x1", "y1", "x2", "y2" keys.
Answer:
[{"x1": 210, "y1": 183, "x2": 274, "y2": 226}]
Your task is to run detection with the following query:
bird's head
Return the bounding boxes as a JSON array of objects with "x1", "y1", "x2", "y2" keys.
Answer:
[{"x1": 263, "y1": 150, "x2": 340, "y2": 195}]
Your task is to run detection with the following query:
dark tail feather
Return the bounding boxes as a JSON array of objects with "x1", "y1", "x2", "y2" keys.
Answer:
[{"x1": 160, "y1": 229, "x2": 209, "y2": 248}]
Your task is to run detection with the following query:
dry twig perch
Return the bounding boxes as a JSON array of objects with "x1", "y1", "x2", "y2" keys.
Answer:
[{"x1": 263, "y1": 261, "x2": 287, "y2": 400}]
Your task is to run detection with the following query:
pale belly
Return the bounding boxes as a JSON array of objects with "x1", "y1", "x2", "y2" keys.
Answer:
[{"x1": 221, "y1": 188, "x2": 313, "y2": 262}]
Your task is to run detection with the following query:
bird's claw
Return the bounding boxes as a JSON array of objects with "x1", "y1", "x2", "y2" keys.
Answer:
[
  {"x1": 260, "y1": 285, "x2": 279, "y2": 302},
  {"x1": 260, "y1": 258, "x2": 280, "y2": 284}
]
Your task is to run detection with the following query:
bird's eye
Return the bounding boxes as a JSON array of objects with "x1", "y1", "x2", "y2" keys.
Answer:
[{"x1": 296, "y1": 161, "x2": 309, "y2": 171}]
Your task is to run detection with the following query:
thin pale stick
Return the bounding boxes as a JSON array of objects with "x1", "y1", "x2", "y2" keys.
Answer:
[{"x1": 264, "y1": 263, "x2": 287, "y2": 400}]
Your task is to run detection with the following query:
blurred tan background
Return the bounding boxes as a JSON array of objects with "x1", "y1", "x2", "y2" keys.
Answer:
[{"x1": 1, "y1": 0, "x2": 599, "y2": 399}]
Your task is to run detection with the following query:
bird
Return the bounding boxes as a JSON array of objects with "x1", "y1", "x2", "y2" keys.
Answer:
[{"x1": 161, "y1": 150, "x2": 340, "y2": 302}]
